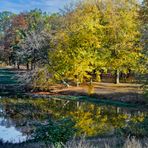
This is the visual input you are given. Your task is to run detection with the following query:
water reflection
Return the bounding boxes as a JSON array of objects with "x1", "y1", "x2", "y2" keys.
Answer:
[
  {"x1": 0, "y1": 98, "x2": 147, "y2": 143},
  {"x1": 0, "y1": 117, "x2": 27, "y2": 143}
]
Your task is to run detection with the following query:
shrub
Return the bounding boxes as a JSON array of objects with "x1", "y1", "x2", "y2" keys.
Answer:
[
  {"x1": 32, "y1": 118, "x2": 76, "y2": 147},
  {"x1": 117, "y1": 117, "x2": 148, "y2": 138}
]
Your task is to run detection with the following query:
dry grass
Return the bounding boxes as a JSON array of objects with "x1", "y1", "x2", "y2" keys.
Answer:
[
  {"x1": 123, "y1": 137, "x2": 142, "y2": 148},
  {"x1": 63, "y1": 137, "x2": 93, "y2": 148},
  {"x1": 123, "y1": 137, "x2": 148, "y2": 148},
  {"x1": 44, "y1": 82, "x2": 144, "y2": 104},
  {"x1": 60, "y1": 137, "x2": 148, "y2": 148},
  {"x1": 0, "y1": 137, "x2": 148, "y2": 148}
]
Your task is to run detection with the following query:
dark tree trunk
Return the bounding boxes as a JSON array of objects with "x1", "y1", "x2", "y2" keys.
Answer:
[
  {"x1": 17, "y1": 64, "x2": 20, "y2": 69},
  {"x1": 8, "y1": 57, "x2": 11, "y2": 65},
  {"x1": 26, "y1": 63, "x2": 29, "y2": 70}
]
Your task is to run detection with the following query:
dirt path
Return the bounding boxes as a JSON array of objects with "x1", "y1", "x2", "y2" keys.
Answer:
[{"x1": 52, "y1": 82, "x2": 142, "y2": 94}]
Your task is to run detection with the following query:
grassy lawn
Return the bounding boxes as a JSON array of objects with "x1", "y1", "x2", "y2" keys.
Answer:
[{"x1": 0, "y1": 68, "x2": 18, "y2": 84}]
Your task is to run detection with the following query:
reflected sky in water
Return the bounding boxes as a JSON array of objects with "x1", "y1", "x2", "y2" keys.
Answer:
[{"x1": 0, "y1": 117, "x2": 27, "y2": 143}]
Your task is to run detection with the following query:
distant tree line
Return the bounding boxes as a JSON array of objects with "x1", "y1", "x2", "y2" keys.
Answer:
[{"x1": 0, "y1": 0, "x2": 147, "y2": 86}]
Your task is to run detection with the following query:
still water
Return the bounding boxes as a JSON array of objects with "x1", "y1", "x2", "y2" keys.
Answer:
[{"x1": 0, "y1": 97, "x2": 147, "y2": 143}]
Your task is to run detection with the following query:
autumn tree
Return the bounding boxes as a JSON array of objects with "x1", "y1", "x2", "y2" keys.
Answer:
[
  {"x1": 48, "y1": 0, "x2": 143, "y2": 85},
  {"x1": 139, "y1": 0, "x2": 148, "y2": 98},
  {"x1": 0, "y1": 11, "x2": 14, "y2": 63},
  {"x1": 3, "y1": 13, "x2": 28, "y2": 67},
  {"x1": 19, "y1": 9, "x2": 51, "y2": 70},
  {"x1": 3, "y1": 9, "x2": 50, "y2": 69},
  {"x1": 19, "y1": 30, "x2": 50, "y2": 70},
  {"x1": 99, "y1": 0, "x2": 142, "y2": 84},
  {"x1": 49, "y1": 1, "x2": 108, "y2": 85},
  {"x1": 140, "y1": 0, "x2": 148, "y2": 69}
]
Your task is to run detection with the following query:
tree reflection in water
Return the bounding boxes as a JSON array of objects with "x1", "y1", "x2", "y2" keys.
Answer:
[{"x1": 0, "y1": 98, "x2": 147, "y2": 142}]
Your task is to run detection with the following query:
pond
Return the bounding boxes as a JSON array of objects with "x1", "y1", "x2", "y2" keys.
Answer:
[{"x1": 0, "y1": 97, "x2": 147, "y2": 143}]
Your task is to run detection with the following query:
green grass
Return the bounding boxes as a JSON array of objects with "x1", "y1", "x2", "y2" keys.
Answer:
[{"x1": 0, "y1": 68, "x2": 18, "y2": 84}]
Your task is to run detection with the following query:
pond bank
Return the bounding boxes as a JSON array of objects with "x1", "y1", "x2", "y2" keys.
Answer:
[
  {"x1": 26, "y1": 82, "x2": 146, "y2": 107},
  {"x1": 0, "y1": 68, "x2": 146, "y2": 108},
  {"x1": 0, "y1": 84, "x2": 146, "y2": 108}
]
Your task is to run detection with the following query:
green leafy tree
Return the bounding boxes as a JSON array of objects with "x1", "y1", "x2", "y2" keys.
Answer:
[
  {"x1": 139, "y1": 0, "x2": 148, "y2": 100},
  {"x1": 0, "y1": 11, "x2": 14, "y2": 63},
  {"x1": 10, "y1": 9, "x2": 51, "y2": 69},
  {"x1": 100, "y1": 0, "x2": 142, "y2": 84},
  {"x1": 49, "y1": 1, "x2": 108, "y2": 85}
]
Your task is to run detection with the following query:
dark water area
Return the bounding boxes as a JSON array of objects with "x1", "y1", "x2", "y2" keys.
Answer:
[{"x1": 0, "y1": 97, "x2": 147, "y2": 143}]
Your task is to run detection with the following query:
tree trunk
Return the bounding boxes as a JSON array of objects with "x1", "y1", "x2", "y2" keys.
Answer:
[
  {"x1": 17, "y1": 64, "x2": 20, "y2": 69},
  {"x1": 34, "y1": 63, "x2": 36, "y2": 70},
  {"x1": 96, "y1": 73, "x2": 101, "y2": 82},
  {"x1": 31, "y1": 62, "x2": 33, "y2": 70},
  {"x1": 26, "y1": 63, "x2": 29, "y2": 70},
  {"x1": 115, "y1": 69, "x2": 120, "y2": 84},
  {"x1": 90, "y1": 78, "x2": 93, "y2": 85},
  {"x1": 116, "y1": 107, "x2": 120, "y2": 113},
  {"x1": 76, "y1": 76, "x2": 79, "y2": 87},
  {"x1": 8, "y1": 57, "x2": 11, "y2": 65},
  {"x1": 77, "y1": 102, "x2": 80, "y2": 108},
  {"x1": 62, "y1": 80, "x2": 70, "y2": 87},
  {"x1": 31, "y1": 62, "x2": 36, "y2": 70}
]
